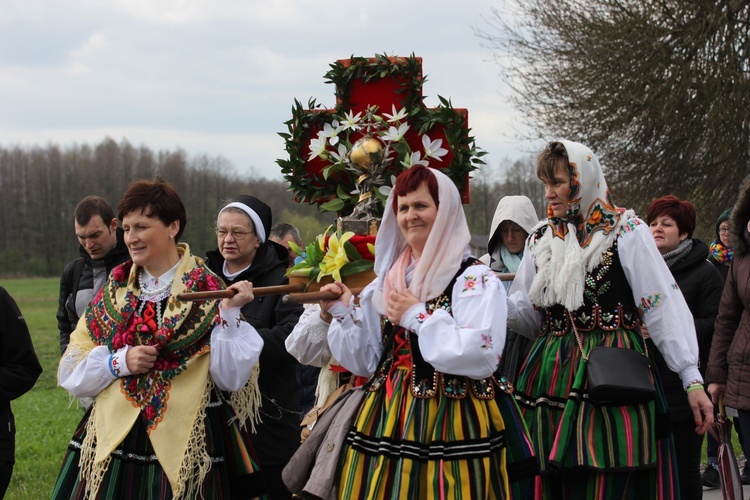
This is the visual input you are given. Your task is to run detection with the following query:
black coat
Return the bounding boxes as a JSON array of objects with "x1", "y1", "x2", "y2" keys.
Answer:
[
  {"x1": 57, "y1": 228, "x2": 130, "y2": 354},
  {"x1": 648, "y1": 239, "x2": 723, "y2": 421},
  {"x1": 206, "y1": 242, "x2": 303, "y2": 466},
  {"x1": 0, "y1": 286, "x2": 42, "y2": 462}
]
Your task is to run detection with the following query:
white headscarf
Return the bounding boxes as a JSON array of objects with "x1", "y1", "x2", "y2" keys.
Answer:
[
  {"x1": 486, "y1": 195, "x2": 539, "y2": 272},
  {"x1": 528, "y1": 140, "x2": 632, "y2": 311},
  {"x1": 372, "y1": 167, "x2": 471, "y2": 315}
]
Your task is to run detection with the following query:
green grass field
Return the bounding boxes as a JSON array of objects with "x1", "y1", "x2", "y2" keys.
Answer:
[{"x1": 0, "y1": 277, "x2": 744, "y2": 498}]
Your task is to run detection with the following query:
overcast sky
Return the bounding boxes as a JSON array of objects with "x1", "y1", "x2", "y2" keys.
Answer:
[{"x1": 0, "y1": 0, "x2": 537, "y2": 180}]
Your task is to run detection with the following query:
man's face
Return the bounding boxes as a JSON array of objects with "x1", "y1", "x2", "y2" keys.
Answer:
[
  {"x1": 75, "y1": 215, "x2": 118, "y2": 260},
  {"x1": 270, "y1": 232, "x2": 299, "y2": 268}
]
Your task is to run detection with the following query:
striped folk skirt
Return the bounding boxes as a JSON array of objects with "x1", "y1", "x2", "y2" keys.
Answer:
[
  {"x1": 52, "y1": 389, "x2": 266, "y2": 500},
  {"x1": 514, "y1": 327, "x2": 678, "y2": 499},
  {"x1": 337, "y1": 366, "x2": 537, "y2": 499}
]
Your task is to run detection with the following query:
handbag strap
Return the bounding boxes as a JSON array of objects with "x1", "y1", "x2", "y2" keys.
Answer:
[{"x1": 567, "y1": 310, "x2": 649, "y2": 362}]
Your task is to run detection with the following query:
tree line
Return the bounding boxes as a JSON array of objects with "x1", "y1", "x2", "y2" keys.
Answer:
[{"x1": 0, "y1": 138, "x2": 543, "y2": 278}]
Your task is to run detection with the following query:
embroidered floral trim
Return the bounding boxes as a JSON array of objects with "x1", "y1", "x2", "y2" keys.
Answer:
[
  {"x1": 480, "y1": 333, "x2": 493, "y2": 350},
  {"x1": 638, "y1": 293, "x2": 663, "y2": 314},
  {"x1": 108, "y1": 354, "x2": 121, "y2": 377},
  {"x1": 619, "y1": 218, "x2": 642, "y2": 234},
  {"x1": 462, "y1": 274, "x2": 479, "y2": 292}
]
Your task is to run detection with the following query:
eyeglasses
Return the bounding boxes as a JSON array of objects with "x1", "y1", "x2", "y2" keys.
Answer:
[
  {"x1": 216, "y1": 228, "x2": 254, "y2": 240},
  {"x1": 719, "y1": 227, "x2": 730, "y2": 234}
]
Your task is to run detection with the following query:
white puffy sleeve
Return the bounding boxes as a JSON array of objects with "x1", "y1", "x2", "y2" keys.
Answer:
[
  {"x1": 209, "y1": 306, "x2": 264, "y2": 391},
  {"x1": 401, "y1": 262, "x2": 506, "y2": 379},
  {"x1": 285, "y1": 304, "x2": 333, "y2": 367},
  {"x1": 327, "y1": 280, "x2": 385, "y2": 377},
  {"x1": 58, "y1": 344, "x2": 122, "y2": 398},
  {"x1": 618, "y1": 218, "x2": 702, "y2": 388}
]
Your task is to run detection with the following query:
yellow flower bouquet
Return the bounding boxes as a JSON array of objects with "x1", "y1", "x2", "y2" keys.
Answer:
[{"x1": 287, "y1": 227, "x2": 376, "y2": 290}]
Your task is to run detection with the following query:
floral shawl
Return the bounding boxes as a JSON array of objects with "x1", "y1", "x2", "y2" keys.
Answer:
[
  {"x1": 68, "y1": 243, "x2": 257, "y2": 498},
  {"x1": 528, "y1": 140, "x2": 633, "y2": 311}
]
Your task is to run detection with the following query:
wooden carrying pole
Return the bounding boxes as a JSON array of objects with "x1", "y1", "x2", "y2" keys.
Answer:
[
  {"x1": 178, "y1": 273, "x2": 515, "y2": 303},
  {"x1": 282, "y1": 287, "x2": 365, "y2": 305},
  {"x1": 176, "y1": 283, "x2": 304, "y2": 301}
]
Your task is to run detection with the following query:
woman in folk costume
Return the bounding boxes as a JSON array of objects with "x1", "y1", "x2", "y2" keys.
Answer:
[
  {"x1": 317, "y1": 165, "x2": 537, "y2": 499},
  {"x1": 53, "y1": 178, "x2": 266, "y2": 500},
  {"x1": 507, "y1": 140, "x2": 713, "y2": 498}
]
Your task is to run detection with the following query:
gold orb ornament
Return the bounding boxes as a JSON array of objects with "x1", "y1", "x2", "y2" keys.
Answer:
[{"x1": 349, "y1": 136, "x2": 383, "y2": 172}]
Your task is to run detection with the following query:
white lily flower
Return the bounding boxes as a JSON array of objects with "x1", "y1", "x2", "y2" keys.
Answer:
[
  {"x1": 340, "y1": 111, "x2": 363, "y2": 131},
  {"x1": 422, "y1": 135, "x2": 449, "y2": 161},
  {"x1": 401, "y1": 151, "x2": 429, "y2": 168},
  {"x1": 307, "y1": 132, "x2": 328, "y2": 161},
  {"x1": 329, "y1": 143, "x2": 349, "y2": 163},
  {"x1": 383, "y1": 105, "x2": 408, "y2": 124},
  {"x1": 381, "y1": 123, "x2": 409, "y2": 143},
  {"x1": 320, "y1": 120, "x2": 341, "y2": 146}
]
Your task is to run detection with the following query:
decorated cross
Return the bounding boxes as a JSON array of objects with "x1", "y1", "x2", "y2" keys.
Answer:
[{"x1": 278, "y1": 54, "x2": 485, "y2": 222}]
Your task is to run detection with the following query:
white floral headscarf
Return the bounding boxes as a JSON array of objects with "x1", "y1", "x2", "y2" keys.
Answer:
[
  {"x1": 372, "y1": 166, "x2": 471, "y2": 315},
  {"x1": 528, "y1": 140, "x2": 630, "y2": 311}
]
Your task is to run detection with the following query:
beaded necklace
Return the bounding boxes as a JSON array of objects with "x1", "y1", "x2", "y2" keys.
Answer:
[{"x1": 137, "y1": 264, "x2": 178, "y2": 328}]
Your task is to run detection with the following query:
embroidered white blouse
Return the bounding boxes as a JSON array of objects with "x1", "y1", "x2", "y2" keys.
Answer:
[
  {"x1": 508, "y1": 217, "x2": 703, "y2": 389},
  {"x1": 285, "y1": 304, "x2": 334, "y2": 367},
  {"x1": 58, "y1": 305, "x2": 264, "y2": 396},
  {"x1": 326, "y1": 260, "x2": 507, "y2": 379}
]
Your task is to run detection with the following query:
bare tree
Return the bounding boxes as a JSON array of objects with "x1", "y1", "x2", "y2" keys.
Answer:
[{"x1": 478, "y1": 0, "x2": 750, "y2": 236}]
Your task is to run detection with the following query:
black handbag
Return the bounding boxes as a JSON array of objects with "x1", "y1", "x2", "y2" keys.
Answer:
[{"x1": 569, "y1": 311, "x2": 656, "y2": 404}]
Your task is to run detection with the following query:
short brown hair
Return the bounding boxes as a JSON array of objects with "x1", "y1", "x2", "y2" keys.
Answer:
[
  {"x1": 647, "y1": 195, "x2": 696, "y2": 238},
  {"x1": 536, "y1": 141, "x2": 569, "y2": 181},
  {"x1": 117, "y1": 177, "x2": 186, "y2": 241},
  {"x1": 75, "y1": 196, "x2": 116, "y2": 226},
  {"x1": 390, "y1": 166, "x2": 440, "y2": 213}
]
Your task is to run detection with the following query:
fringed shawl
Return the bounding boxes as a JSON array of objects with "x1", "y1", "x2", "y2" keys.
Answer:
[
  {"x1": 67, "y1": 243, "x2": 260, "y2": 499},
  {"x1": 529, "y1": 140, "x2": 631, "y2": 311}
]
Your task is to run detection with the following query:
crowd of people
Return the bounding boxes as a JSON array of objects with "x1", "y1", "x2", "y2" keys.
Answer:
[{"x1": 2, "y1": 138, "x2": 747, "y2": 498}]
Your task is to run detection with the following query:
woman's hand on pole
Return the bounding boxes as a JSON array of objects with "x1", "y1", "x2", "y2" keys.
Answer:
[
  {"x1": 222, "y1": 281, "x2": 255, "y2": 309},
  {"x1": 319, "y1": 282, "x2": 351, "y2": 312}
]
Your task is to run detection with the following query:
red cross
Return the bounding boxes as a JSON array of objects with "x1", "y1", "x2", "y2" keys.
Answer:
[{"x1": 279, "y1": 55, "x2": 480, "y2": 214}]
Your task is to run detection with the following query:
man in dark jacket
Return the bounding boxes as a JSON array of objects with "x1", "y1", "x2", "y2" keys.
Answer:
[
  {"x1": 206, "y1": 195, "x2": 303, "y2": 500},
  {"x1": 0, "y1": 286, "x2": 43, "y2": 497},
  {"x1": 57, "y1": 196, "x2": 130, "y2": 354}
]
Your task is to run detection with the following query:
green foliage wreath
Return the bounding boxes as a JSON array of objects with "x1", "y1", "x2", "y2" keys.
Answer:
[{"x1": 277, "y1": 54, "x2": 486, "y2": 215}]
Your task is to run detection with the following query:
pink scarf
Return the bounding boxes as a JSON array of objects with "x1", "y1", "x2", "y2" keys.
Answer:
[{"x1": 372, "y1": 167, "x2": 470, "y2": 315}]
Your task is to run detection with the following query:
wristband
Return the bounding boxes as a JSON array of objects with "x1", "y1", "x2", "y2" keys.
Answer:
[
  {"x1": 108, "y1": 353, "x2": 122, "y2": 377},
  {"x1": 686, "y1": 383, "x2": 703, "y2": 393}
]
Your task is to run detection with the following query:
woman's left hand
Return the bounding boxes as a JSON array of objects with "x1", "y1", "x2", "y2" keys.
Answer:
[
  {"x1": 386, "y1": 289, "x2": 419, "y2": 325},
  {"x1": 221, "y1": 281, "x2": 255, "y2": 309},
  {"x1": 688, "y1": 388, "x2": 714, "y2": 435}
]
